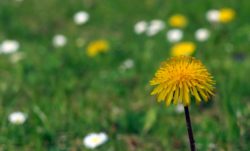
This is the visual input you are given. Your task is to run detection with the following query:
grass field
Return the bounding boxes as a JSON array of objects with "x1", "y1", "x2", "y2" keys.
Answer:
[{"x1": 0, "y1": 0, "x2": 250, "y2": 150}]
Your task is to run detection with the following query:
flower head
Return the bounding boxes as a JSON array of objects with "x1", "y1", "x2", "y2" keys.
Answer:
[
  {"x1": 87, "y1": 40, "x2": 109, "y2": 57},
  {"x1": 0, "y1": 40, "x2": 19, "y2": 54},
  {"x1": 134, "y1": 21, "x2": 148, "y2": 34},
  {"x1": 120, "y1": 58, "x2": 134, "y2": 71},
  {"x1": 83, "y1": 132, "x2": 108, "y2": 149},
  {"x1": 166, "y1": 29, "x2": 183, "y2": 43},
  {"x1": 146, "y1": 19, "x2": 165, "y2": 36},
  {"x1": 169, "y1": 14, "x2": 187, "y2": 28},
  {"x1": 206, "y1": 10, "x2": 220, "y2": 23},
  {"x1": 52, "y1": 34, "x2": 67, "y2": 48},
  {"x1": 74, "y1": 11, "x2": 89, "y2": 25},
  {"x1": 171, "y1": 42, "x2": 196, "y2": 56},
  {"x1": 150, "y1": 56, "x2": 215, "y2": 106},
  {"x1": 175, "y1": 104, "x2": 184, "y2": 113},
  {"x1": 195, "y1": 28, "x2": 210, "y2": 42},
  {"x1": 219, "y1": 8, "x2": 235, "y2": 23},
  {"x1": 8, "y1": 111, "x2": 27, "y2": 125}
]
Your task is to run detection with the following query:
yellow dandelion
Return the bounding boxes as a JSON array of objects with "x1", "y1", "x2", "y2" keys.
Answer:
[
  {"x1": 171, "y1": 42, "x2": 196, "y2": 56},
  {"x1": 87, "y1": 40, "x2": 109, "y2": 57},
  {"x1": 150, "y1": 56, "x2": 215, "y2": 106},
  {"x1": 169, "y1": 14, "x2": 188, "y2": 28},
  {"x1": 219, "y1": 8, "x2": 235, "y2": 23}
]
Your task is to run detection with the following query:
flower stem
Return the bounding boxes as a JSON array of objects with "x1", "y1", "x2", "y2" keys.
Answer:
[{"x1": 184, "y1": 106, "x2": 196, "y2": 151}]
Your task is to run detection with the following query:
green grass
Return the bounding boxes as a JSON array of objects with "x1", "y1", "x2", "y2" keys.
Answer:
[{"x1": 0, "y1": 0, "x2": 250, "y2": 150}]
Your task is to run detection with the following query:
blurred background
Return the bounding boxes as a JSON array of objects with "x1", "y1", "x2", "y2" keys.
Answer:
[{"x1": 0, "y1": 0, "x2": 249, "y2": 150}]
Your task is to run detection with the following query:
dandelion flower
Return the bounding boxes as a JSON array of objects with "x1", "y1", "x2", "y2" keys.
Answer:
[
  {"x1": 195, "y1": 28, "x2": 210, "y2": 42},
  {"x1": 169, "y1": 14, "x2": 187, "y2": 28},
  {"x1": 150, "y1": 56, "x2": 215, "y2": 106},
  {"x1": 0, "y1": 40, "x2": 19, "y2": 54},
  {"x1": 171, "y1": 42, "x2": 196, "y2": 56},
  {"x1": 146, "y1": 19, "x2": 165, "y2": 36},
  {"x1": 166, "y1": 29, "x2": 183, "y2": 43},
  {"x1": 74, "y1": 11, "x2": 89, "y2": 25},
  {"x1": 87, "y1": 40, "x2": 109, "y2": 57},
  {"x1": 83, "y1": 132, "x2": 108, "y2": 149},
  {"x1": 206, "y1": 10, "x2": 220, "y2": 23},
  {"x1": 219, "y1": 8, "x2": 235, "y2": 23},
  {"x1": 134, "y1": 21, "x2": 148, "y2": 34},
  {"x1": 8, "y1": 112, "x2": 27, "y2": 125},
  {"x1": 52, "y1": 34, "x2": 67, "y2": 48}
]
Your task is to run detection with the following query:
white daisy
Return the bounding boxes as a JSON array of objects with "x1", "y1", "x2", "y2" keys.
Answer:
[
  {"x1": 83, "y1": 132, "x2": 108, "y2": 149},
  {"x1": 175, "y1": 104, "x2": 184, "y2": 113},
  {"x1": 134, "y1": 21, "x2": 148, "y2": 34},
  {"x1": 206, "y1": 10, "x2": 220, "y2": 23},
  {"x1": 166, "y1": 29, "x2": 183, "y2": 43},
  {"x1": 52, "y1": 34, "x2": 67, "y2": 48},
  {"x1": 146, "y1": 19, "x2": 165, "y2": 36},
  {"x1": 8, "y1": 111, "x2": 27, "y2": 125},
  {"x1": 74, "y1": 11, "x2": 89, "y2": 25},
  {"x1": 0, "y1": 40, "x2": 19, "y2": 54},
  {"x1": 120, "y1": 59, "x2": 134, "y2": 71},
  {"x1": 195, "y1": 28, "x2": 210, "y2": 42}
]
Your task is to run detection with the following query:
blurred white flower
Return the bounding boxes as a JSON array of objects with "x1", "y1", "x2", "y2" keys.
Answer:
[
  {"x1": 206, "y1": 10, "x2": 220, "y2": 23},
  {"x1": 166, "y1": 29, "x2": 183, "y2": 43},
  {"x1": 74, "y1": 11, "x2": 89, "y2": 25},
  {"x1": 8, "y1": 112, "x2": 27, "y2": 125},
  {"x1": 120, "y1": 59, "x2": 134, "y2": 71},
  {"x1": 195, "y1": 28, "x2": 210, "y2": 42},
  {"x1": 83, "y1": 132, "x2": 108, "y2": 149},
  {"x1": 52, "y1": 34, "x2": 67, "y2": 48},
  {"x1": 0, "y1": 40, "x2": 19, "y2": 54},
  {"x1": 175, "y1": 104, "x2": 184, "y2": 113},
  {"x1": 146, "y1": 19, "x2": 165, "y2": 36},
  {"x1": 134, "y1": 21, "x2": 148, "y2": 34}
]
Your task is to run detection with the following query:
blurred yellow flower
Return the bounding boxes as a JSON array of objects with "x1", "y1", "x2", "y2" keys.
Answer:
[
  {"x1": 171, "y1": 42, "x2": 196, "y2": 56},
  {"x1": 169, "y1": 14, "x2": 187, "y2": 28},
  {"x1": 219, "y1": 8, "x2": 235, "y2": 23},
  {"x1": 150, "y1": 56, "x2": 215, "y2": 106},
  {"x1": 87, "y1": 40, "x2": 109, "y2": 57}
]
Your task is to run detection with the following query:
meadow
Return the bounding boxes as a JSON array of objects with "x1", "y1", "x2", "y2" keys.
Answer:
[{"x1": 0, "y1": 0, "x2": 250, "y2": 150}]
